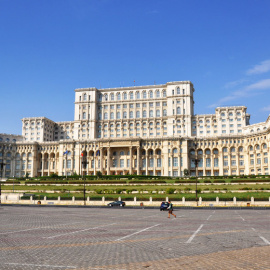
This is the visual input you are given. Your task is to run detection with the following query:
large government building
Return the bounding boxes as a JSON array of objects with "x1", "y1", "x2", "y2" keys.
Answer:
[{"x1": 0, "y1": 81, "x2": 269, "y2": 178}]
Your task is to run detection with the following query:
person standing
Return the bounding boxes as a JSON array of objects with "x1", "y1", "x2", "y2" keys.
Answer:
[{"x1": 167, "y1": 201, "x2": 176, "y2": 218}]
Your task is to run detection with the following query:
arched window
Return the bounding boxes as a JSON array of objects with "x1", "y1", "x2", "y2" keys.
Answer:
[
  {"x1": 149, "y1": 91, "x2": 153, "y2": 98},
  {"x1": 123, "y1": 92, "x2": 127, "y2": 100},
  {"x1": 117, "y1": 93, "x2": 121, "y2": 101},
  {"x1": 256, "y1": 145, "x2": 260, "y2": 150},
  {"x1": 149, "y1": 110, "x2": 153, "y2": 117},
  {"x1": 143, "y1": 110, "x2": 147, "y2": 118},
  {"x1": 231, "y1": 147, "x2": 235, "y2": 153},
  {"x1": 156, "y1": 109, "x2": 160, "y2": 117},
  {"x1": 156, "y1": 90, "x2": 160, "y2": 98},
  {"x1": 83, "y1": 93, "x2": 87, "y2": 101},
  {"x1": 249, "y1": 146, "x2": 253, "y2": 151},
  {"x1": 110, "y1": 93, "x2": 114, "y2": 101},
  {"x1": 263, "y1": 144, "x2": 267, "y2": 149},
  {"x1": 183, "y1": 89, "x2": 185, "y2": 95},
  {"x1": 238, "y1": 147, "x2": 243, "y2": 152},
  {"x1": 82, "y1": 112, "x2": 86, "y2": 119},
  {"x1": 136, "y1": 91, "x2": 140, "y2": 99},
  {"x1": 110, "y1": 112, "x2": 114, "y2": 119},
  {"x1": 143, "y1": 91, "x2": 147, "y2": 98},
  {"x1": 173, "y1": 148, "x2": 177, "y2": 154},
  {"x1": 198, "y1": 149, "x2": 203, "y2": 155},
  {"x1": 136, "y1": 111, "x2": 140, "y2": 118},
  {"x1": 163, "y1": 90, "x2": 166, "y2": 97},
  {"x1": 117, "y1": 112, "x2": 120, "y2": 119},
  {"x1": 123, "y1": 111, "x2": 127, "y2": 118},
  {"x1": 130, "y1": 92, "x2": 134, "y2": 99},
  {"x1": 205, "y1": 149, "x2": 211, "y2": 155},
  {"x1": 129, "y1": 111, "x2": 134, "y2": 118},
  {"x1": 223, "y1": 147, "x2": 228, "y2": 153},
  {"x1": 177, "y1": 107, "x2": 181, "y2": 114},
  {"x1": 104, "y1": 94, "x2": 108, "y2": 101},
  {"x1": 104, "y1": 113, "x2": 108, "y2": 120},
  {"x1": 177, "y1": 87, "x2": 180, "y2": 94},
  {"x1": 120, "y1": 151, "x2": 125, "y2": 156}
]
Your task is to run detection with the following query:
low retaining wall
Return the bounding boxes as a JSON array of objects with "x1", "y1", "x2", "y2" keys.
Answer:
[{"x1": 1, "y1": 193, "x2": 270, "y2": 207}]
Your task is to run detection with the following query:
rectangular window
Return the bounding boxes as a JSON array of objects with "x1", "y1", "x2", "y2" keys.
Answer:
[
  {"x1": 206, "y1": 158, "x2": 211, "y2": 167},
  {"x1": 142, "y1": 159, "x2": 146, "y2": 167},
  {"x1": 173, "y1": 157, "x2": 178, "y2": 167},
  {"x1": 120, "y1": 159, "x2": 124, "y2": 168},
  {"x1": 149, "y1": 158, "x2": 154, "y2": 167},
  {"x1": 157, "y1": 158, "x2": 162, "y2": 167}
]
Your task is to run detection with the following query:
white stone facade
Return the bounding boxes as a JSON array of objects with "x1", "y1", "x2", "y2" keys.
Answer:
[{"x1": 0, "y1": 81, "x2": 269, "y2": 178}]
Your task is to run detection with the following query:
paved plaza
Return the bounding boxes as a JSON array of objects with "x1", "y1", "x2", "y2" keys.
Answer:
[{"x1": 0, "y1": 206, "x2": 269, "y2": 270}]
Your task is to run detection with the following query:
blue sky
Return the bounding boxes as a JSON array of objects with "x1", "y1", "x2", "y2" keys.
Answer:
[{"x1": 1, "y1": 0, "x2": 270, "y2": 135}]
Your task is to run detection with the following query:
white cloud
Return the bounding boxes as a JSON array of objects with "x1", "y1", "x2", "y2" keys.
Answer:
[
  {"x1": 261, "y1": 106, "x2": 270, "y2": 112},
  {"x1": 245, "y1": 79, "x2": 270, "y2": 90},
  {"x1": 209, "y1": 79, "x2": 270, "y2": 108},
  {"x1": 224, "y1": 79, "x2": 247, "y2": 89},
  {"x1": 247, "y1": 59, "x2": 270, "y2": 75}
]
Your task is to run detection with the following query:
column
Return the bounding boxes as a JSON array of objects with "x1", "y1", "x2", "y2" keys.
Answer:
[
  {"x1": 41, "y1": 157, "x2": 45, "y2": 176},
  {"x1": 211, "y1": 153, "x2": 214, "y2": 176},
  {"x1": 107, "y1": 147, "x2": 110, "y2": 175},
  {"x1": 146, "y1": 151, "x2": 148, "y2": 175},
  {"x1": 94, "y1": 152, "x2": 96, "y2": 175},
  {"x1": 137, "y1": 146, "x2": 140, "y2": 175},
  {"x1": 100, "y1": 147, "x2": 103, "y2": 174},
  {"x1": 129, "y1": 146, "x2": 132, "y2": 174}
]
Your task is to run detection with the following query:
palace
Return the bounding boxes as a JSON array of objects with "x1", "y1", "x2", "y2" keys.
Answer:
[{"x1": 0, "y1": 81, "x2": 270, "y2": 178}]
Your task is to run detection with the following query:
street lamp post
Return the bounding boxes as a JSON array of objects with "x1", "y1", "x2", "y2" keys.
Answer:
[
  {"x1": 0, "y1": 160, "x2": 6, "y2": 206},
  {"x1": 81, "y1": 153, "x2": 88, "y2": 206},
  {"x1": 192, "y1": 138, "x2": 200, "y2": 206}
]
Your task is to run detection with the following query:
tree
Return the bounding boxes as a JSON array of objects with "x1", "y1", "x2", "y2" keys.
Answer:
[
  {"x1": 184, "y1": 169, "x2": 189, "y2": 176},
  {"x1": 96, "y1": 171, "x2": 102, "y2": 179}
]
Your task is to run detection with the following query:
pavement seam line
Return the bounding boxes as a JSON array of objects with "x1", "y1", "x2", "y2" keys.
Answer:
[
  {"x1": 116, "y1": 224, "x2": 160, "y2": 241},
  {"x1": 186, "y1": 224, "x2": 204, "y2": 243}
]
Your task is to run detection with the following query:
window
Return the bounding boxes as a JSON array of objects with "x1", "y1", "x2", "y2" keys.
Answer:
[
  {"x1": 156, "y1": 110, "x2": 160, "y2": 117},
  {"x1": 206, "y1": 158, "x2": 211, "y2": 167},
  {"x1": 111, "y1": 93, "x2": 114, "y2": 101},
  {"x1": 143, "y1": 110, "x2": 147, "y2": 118},
  {"x1": 143, "y1": 91, "x2": 146, "y2": 98},
  {"x1": 163, "y1": 109, "x2": 167, "y2": 116},
  {"x1": 177, "y1": 87, "x2": 180, "y2": 94},
  {"x1": 177, "y1": 107, "x2": 181, "y2": 114},
  {"x1": 149, "y1": 110, "x2": 153, "y2": 117},
  {"x1": 156, "y1": 90, "x2": 160, "y2": 98},
  {"x1": 157, "y1": 158, "x2": 161, "y2": 167},
  {"x1": 173, "y1": 157, "x2": 178, "y2": 167},
  {"x1": 214, "y1": 158, "x2": 219, "y2": 167},
  {"x1": 123, "y1": 111, "x2": 127, "y2": 118},
  {"x1": 136, "y1": 92, "x2": 140, "y2": 99},
  {"x1": 149, "y1": 91, "x2": 153, "y2": 98},
  {"x1": 130, "y1": 92, "x2": 134, "y2": 99},
  {"x1": 120, "y1": 159, "x2": 124, "y2": 168},
  {"x1": 129, "y1": 111, "x2": 134, "y2": 118},
  {"x1": 163, "y1": 90, "x2": 166, "y2": 97},
  {"x1": 117, "y1": 93, "x2": 121, "y2": 100},
  {"x1": 136, "y1": 111, "x2": 140, "y2": 118},
  {"x1": 123, "y1": 92, "x2": 127, "y2": 100}
]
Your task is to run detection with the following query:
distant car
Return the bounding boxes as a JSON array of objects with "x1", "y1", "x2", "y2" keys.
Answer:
[
  {"x1": 160, "y1": 202, "x2": 172, "y2": 211},
  {"x1": 107, "y1": 201, "x2": 125, "y2": 207}
]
